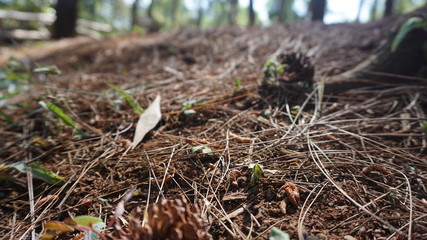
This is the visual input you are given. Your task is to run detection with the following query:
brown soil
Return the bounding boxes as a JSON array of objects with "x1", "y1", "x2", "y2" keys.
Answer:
[{"x1": 1, "y1": 16, "x2": 426, "y2": 240}]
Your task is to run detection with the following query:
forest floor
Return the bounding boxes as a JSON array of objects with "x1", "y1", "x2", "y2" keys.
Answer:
[{"x1": 1, "y1": 13, "x2": 426, "y2": 240}]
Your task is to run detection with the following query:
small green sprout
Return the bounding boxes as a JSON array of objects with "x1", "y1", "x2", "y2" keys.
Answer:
[
  {"x1": 191, "y1": 145, "x2": 213, "y2": 154},
  {"x1": 39, "y1": 101, "x2": 85, "y2": 137},
  {"x1": 234, "y1": 78, "x2": 241, "y2": 90},
  {"x1": 269, "y1": 227, "x2": 290, "y2": 240},
  {"x1": 263, "y1": 60, "x2": 285, "y2": 84},
  {"x1": 391, "y1": 16, "x2": 427, "y2": 53},
  {"x1": 249, "y1": 163, "x2": 264, "y2": 185},
  {"x1": 421, "y1": 122, "x2": 427, "y2": 134},
  {"x1": 181, "y1": 97, "x2": 205, "y2": 115},
  {"x1": 106, "y1": 82, "x2": 144, "y2": 115},
  {"x1": 34, "y1": 65, "x2": 62, "y2": 75},
  {"x1": 290, "y1": 105, "x2": 301, "y2": 115}
]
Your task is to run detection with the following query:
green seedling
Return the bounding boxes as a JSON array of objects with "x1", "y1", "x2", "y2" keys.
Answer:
[
  {"x1": 269, "y1": 227, "x2": 290, "y2": 240},
  {"x1": 191, "y1": 145, "x2": 213, "y2": 154},
  {"x1": 1, "y1": 161, "x2": 64, "y2": 184},
  {"x1": 106, "y1": 82, "x2": 144, "y2": 115},
  {"x1": 263, "y1": 60, "x2": 285, "y2": 84},
  {"x1": 249, "y1": 163, "x2": 264, "y2": 185},
  {"x1": 182, "y1": 97, "x2": 205, "y2": 115},
  {"x1": 391, "y1": 16, "x2": 427, "y2": 52},
  {"x1": 34, "y1": 65, "x2": 62, "y2": 75},
  {"x1": 39, "y1": 101, "x2": 85, "y2": 137},
  {"x1": 234, "y1": 78, "x2": 242, "y2": 90},
  {"x1": 39, "y1": 215, "x2": 105, "y2": 240},
  {"x1": 421, "y1": 122, "x2": 427, "y2": 134},
  {"x1": 291, "y1": 105, "x2": 301, "y2": 115}
]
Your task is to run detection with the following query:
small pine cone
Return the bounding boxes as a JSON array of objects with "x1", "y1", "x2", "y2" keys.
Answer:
[{"x1": 107, "y1": 196, "x2": 208, "y2": 240}]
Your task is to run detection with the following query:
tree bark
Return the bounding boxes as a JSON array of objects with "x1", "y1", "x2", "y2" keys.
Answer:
[
  {"x1": 384, "y1": 0, "x2": 394, "y2": 17},
  {"x1": 171, "y1": 0, "x2": 180, "y2": 27},
  {"x1": 309, "y1": 0, "x2": 326, "y2": 22},
  {"x1": 326, "y1": 5, "x2": 427, "y2": 93},
  {"x1": 53, "y1": 0, "x2": 78, "y2": 39},
  {"x1": 249, "y1": 0, "x2": 255, "y2": 26},
  {"x1": 278, "y1": 0, "x2": 286, "y2": 23},
  {"x1": 196, "y1": 0, "x2": 203, "y2": 27},
  {"x1": 370, "y1": 0, "x2": 378, "y2": 21},
  {"x1": 131, "y1": 0, "x2": 140, "y2": 28},
  {"x1": 356, "y1": 0, "x2": 364, "y2": 22},
  {"x1": 229, "y1": 0, "x2": 238, "y2": 26}
]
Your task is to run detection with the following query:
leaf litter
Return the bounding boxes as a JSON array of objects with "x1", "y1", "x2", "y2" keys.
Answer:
[{"x1": 0, "y1": 16, "x2": 426, "y2": 240}]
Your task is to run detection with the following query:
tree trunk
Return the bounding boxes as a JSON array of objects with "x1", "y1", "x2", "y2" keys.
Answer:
[
  {"x1": 196, "y1": 0, "x2": 204, "y2": 27},
  {"x1": 326, "y1": 5, "x2": 427, "y2": 93},
  {"x1": 229, "y1": 0, "x2": 238, "y2": 26},
  {"x1": 370, "y1": 0, "x2": 378, "y2": 21},
  {"x1": 147, "y1": 0, "x2": 154, "y2": 19},
  {"x1": 384, "y1": 0, "x2": 394, "y2": 17},
  {"x1": 355, "y1": 0, "x2": 364, "y2": 22},
  {"x1": 278, "y1": 0, "x2": 286, "y2": 23},
  {"x1": 131, "y1": 0, "x2": 140, "y2": 28},
  {"x1": 249, "y1": 0, "x2": 255, "y2": 26},
  {"x1": 171, "y1": 0, "x2": 180, "y2": 27},
  {"x1": 309, "y1": 0, "x2": 326, "y2": 22},
  {"x1": 53, "y1": 0, "x2": 78, "y2": 39}
]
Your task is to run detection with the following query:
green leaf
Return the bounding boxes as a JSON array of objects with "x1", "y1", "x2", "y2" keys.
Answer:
[
  {"x1": 422, "y1": 122, "x2": 427, "y2": 134},
  {"x1": 269, "y1": 227, "x2": 290, "y2": 240},
  {"x1": 73, "y1": 216, "x2": 103, "y2": 227},
  {"x1": 44, "y1": 221, "x2": 73, "y2": 232},
  {"x1": 34, "y1": 65, "x2": 62, "y2": 75},
  {"x1": 105, "y1": 82, "x2": 144, "y2": 115},
  {"x1": 86, "y1": 222, "x2": 106, "y2": 240},
  {"x1": 39, "y1": 101, "x2": 84, "y2": 136},
  {"x1": 10, "y1": 162, "x2": 64, "y2": 184},
  {"x1": 234, "y1": 78, "x2": 241, "y2": 89},
  {"x1": 184, "y1": 109, "x2": 196, "y2": 115},
  {"x1": 250, "y1": 163, "x2": 264, "y2": 185},
  {"x1": 191, "y1": 145, "x2": 213, "y2": 154},
  {"x1": 391, "y1": 17, "x2": 426, "y2": 52}
]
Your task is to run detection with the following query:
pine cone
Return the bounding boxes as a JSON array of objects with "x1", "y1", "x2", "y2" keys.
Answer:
[
  {"x1": 260, "y1": 52, "x2": 315, "y2": 106},
  {"x1": 107, "y1": 197, "x2": 209, "y2": 240}
]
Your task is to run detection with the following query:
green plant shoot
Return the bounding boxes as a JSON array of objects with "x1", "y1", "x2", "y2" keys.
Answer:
[
  {"x1": 106, "y1": 82, "x2": 144, "y2": 115},
  {"x1": 391, "y1": 16, "x2": 427, "y2": 52},
  {"x1": 269, "y1": 228, "x2": 290, "y2": 240},
  {"x1": 250, "y1": 163, "x2": 264, "y2": 185},
  {"x1": 39, "y1": 101, "x2": 84, "y2": 136}
]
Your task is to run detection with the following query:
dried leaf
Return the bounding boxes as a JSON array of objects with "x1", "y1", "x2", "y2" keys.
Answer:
[
  {"x1": 229, "y1": 170, "x2": 242, "y2": 188},
  {"x1": 362, "y1": 165, "x2": 392, "y2": 176},
  {"x1": 283, "y1": 182, "x2": 300, "y2": 207},
  {"x1": 131, "y1": 95, "x2": 161, "y2": 149},
  {"x1": 35, "y1": 195, "x2": 59, "y2": 209}
]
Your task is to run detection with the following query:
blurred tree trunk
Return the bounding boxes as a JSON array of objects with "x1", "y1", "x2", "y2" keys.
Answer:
[
  {"x1": 278, "y1": 0, "x2": 286, "y2": 22},
  {"x1": 171, "y1": 0, "x2": 180, "y2": 26},
  {"x1": 196, "y1": 0, "x2": 204, "y2": 27},
  {"x1": 53, "y1": 0, "x2": 78, "y2": 39},
  {"x1": 249, "y1": 0, "x2": 255, "y2": 26},
  {"x1": 356, "y1": 0, "x2": 364, "y2": 22},
  {"x1": 229, "y1": 0, "x2": 238, "y2": 26},
  {"x1": 308, "y1": 0, "x2": 326, "y2": 22},
  {"x1": 131, "y1": 0, "x2": 140, "y2": 28},
  {"x1": 147, "y1": 0, "x2": 154, "y2": 19},
  {"x1": 384, "y1": 0, "x2": 394, "y2": 17},
  {"x1": 371, "y1": 0, "x2": 378, "y2": 21}
]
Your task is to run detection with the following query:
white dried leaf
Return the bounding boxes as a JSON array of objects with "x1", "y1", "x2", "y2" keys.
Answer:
[{"x1": 131, "y1": 95, "x2": 161, "y2": 149}]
